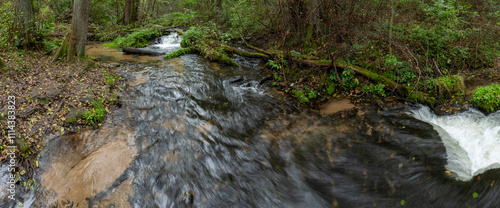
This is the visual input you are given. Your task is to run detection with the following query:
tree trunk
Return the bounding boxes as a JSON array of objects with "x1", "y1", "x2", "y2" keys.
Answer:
[
  {"x1": 124, "y1": 0, "x2": 131, "y2": 24},
  {"x1": 131, "y1": 0, "x2": 139, "y2": 23},
  {"x1": 53, "y1": 0, "x2": 90, "y2": 61},
  {"x1": 123, "y1": 0, "x2": 139, "y2": 25},
  {"x1": 214, "y1": 0, "x2": 222, "y2": 22},
  {"x1": 14, "y1": 0, "x2": 36, "y2": 48}
]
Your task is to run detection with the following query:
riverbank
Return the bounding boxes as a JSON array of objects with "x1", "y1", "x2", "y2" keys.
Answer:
[{"x1": 0, "y1": 51, "x2": 125, "y2": 184}]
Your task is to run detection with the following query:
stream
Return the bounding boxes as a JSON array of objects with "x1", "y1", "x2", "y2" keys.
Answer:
[{"x1": 1, "y1": 33, "x2": 500, "y2": 208}]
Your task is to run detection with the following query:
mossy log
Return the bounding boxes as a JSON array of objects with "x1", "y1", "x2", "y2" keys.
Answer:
[
  {"x1": 164, "y1": 45, "x2": 239, "y2": 67},
  {"x1": 298, "y1": 59, "x2": 435, "y2": 106},
  {"x1": 165, "y1": 47, "x2": 195, "y2": 59},
  {"x1": 239, "y1": 41, "x2": 436, "y2": 106},
  {"x1": 221, "y1": 45, "x2": 270, "y2": 59}
]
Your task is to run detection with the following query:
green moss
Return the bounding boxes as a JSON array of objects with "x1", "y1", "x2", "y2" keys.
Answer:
[
  {"x1": 292, "y1": 89, "x2": 309, "y2": 103},
  {"x1": 104, "y1": 27, "x2": 162, "y2": 48},
  {"x1": 471, "y1": 84, "x2": 500, "y2": 113},
  {"x1": 177, "y1": 26, "x2": 239, "y2": 66},
  {"x1": 165, "y1": 47, "x2": 195, "y2": 59},
  {"x1": 426, "y1": 75, "x2": 464, "y2": 99}
]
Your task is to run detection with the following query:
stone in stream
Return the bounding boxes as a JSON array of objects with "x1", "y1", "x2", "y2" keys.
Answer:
[{"x1": 227, "y1": 76, "x2": 244, "y2": 84}]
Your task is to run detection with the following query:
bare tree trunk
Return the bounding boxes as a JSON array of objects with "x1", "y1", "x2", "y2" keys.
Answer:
[
  {"x1": 131, "y1": 0, "x2": 139, "y2": 23},
  {"x1": 54, "y1": 0, "x2": 90, "y2": 61},
  {"x1": 14, "y1": 0, "x2": 36, "y2": 48},
  {"x1": 123, "y1": 0, "x2": 139, "y2": 25},
  {"x1": 124, "y1": 0, "x2": 131, "y2": 24}
]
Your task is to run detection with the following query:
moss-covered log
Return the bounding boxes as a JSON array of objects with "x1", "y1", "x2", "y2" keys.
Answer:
[
  {"x1": 164, "y1": 45, "x2": 239, "y2": 67},
  {"x1": 240, "y1": 41, "x2": 436, "y2": 106},
  {"x1": 165, "y1": 47, "x2": 195, "y2": 59},
  {"x1": 298, "y1": 59, "x2": 435, "y2": 105},
  {"x1": 221, "y1": 45, "x2": 269, "y2": 59}
]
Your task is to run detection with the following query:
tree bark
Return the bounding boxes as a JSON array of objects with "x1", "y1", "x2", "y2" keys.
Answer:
[
  {"x1": 14, "y1": 0, "x2": 36, "y2": 48},
  {"x1": 53, "y1": 0, "x2": 90, "y2": 61},
  {"x1": 123, "y1": 0, "x2": 139, "y2": 25},
  {"x1": 124, "y1": 0, "x2": 131, "y2": 25}
]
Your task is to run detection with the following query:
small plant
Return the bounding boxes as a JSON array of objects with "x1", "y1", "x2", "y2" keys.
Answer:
[
  {"x1": 341, "y1": 69, "x2": 359, "y2": 90},
  {"x1": 290, "y1": 50, "x2": 302, "y2": 60},
  {"x1": 426, "y1": 75, "x2": 464, "y2": 99},
  {"x1": 363, "y1": 84, "x2": 386, "y2": 97},
  {"x1": 266, "y1": 60, "x2": 279, "y2": 69},
  {"x1": 83, "y1": 99, "x2": 106, "y2": 126},
  {"x1": 273, "y1": 72, "x2": 283, "y2": 82},
  {"x1": 326, "y1": 83, "x2": 336, "y2": 95},
  {"x1": 471, "y1": 84, "x2": 500, "y2": 113},
  {"x1": 103, "y1": 72, "x2": 122, "y2": 90},
  {"x1": 291, "y1": 89, "x2": 309, "y2": 103}
]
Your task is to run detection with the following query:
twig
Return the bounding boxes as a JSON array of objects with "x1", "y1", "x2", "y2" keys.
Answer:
[{"x1": 433, "y1": 59, "x2": 443, "y2": 77}]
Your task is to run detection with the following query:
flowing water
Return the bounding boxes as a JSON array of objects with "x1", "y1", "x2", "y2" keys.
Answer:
[{"x1": 1, "y1": 33, "x2": 500, "y2": 207}]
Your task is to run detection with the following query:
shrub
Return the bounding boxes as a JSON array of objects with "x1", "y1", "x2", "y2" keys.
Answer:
[
  {"x1": 83, "y1": 99, "x2": 106, "y2": 126},
  {"x1": 426, "y1": 75, "x2": 464, "y2": 99},
  {"x1": 363, "y1": 84, "x2": 386, "y2": 97},
  {"x1": 165, "y1": 47, "x2": 195, "y2": 59},
  {"x1": 178, "y1": 25, "x2": 238, "y2": 66},
  {"x1": 103, "y1": 27, "x2": 161, "y2": 48},
  {"x1": 471, "y1": 84, "x2": 500, "y2": 113},
  {"x1": 291, "y1": 89, "x2": 309, "y2": 103}
]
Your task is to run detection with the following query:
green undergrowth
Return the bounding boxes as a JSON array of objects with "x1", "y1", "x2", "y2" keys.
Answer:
[
  {"x1": 165, "y1": 24, "x2": 238, "y2": 66},
  {"x1": 103, "y1": 27, "x2": 162, "y2": 48},
  {"x1": 424, "y1": 75, "x2": 465, "y2": 102},
  {"x1": 83, "y1": 99, "x2": 106, "y2": 126},
  {"x1": 471, "y1": 83, "x2": 500, "y2": 113},
  {"x1": 164, "y1": 47, "x2": 195, "y2": 59}
]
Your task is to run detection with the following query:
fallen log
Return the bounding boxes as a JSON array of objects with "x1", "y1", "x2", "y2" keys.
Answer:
[
  {"x1": 122, "y1": 47, "x2": 164, "y2": 56},
  {"x1": 237, "y1": 41, "x2": 436, "y2": 106},
  {"x1": 221, "y1": 45, "x2": 269, "y2": 59}
]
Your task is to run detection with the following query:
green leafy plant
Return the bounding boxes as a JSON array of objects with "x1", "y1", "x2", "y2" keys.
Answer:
[
  {"x1": 363, "y1": 84, "x2": 386, "y2": 97},
  {"x1": 103, "y1": 27, "x2": 162, "y2": 48},
  {"x1": 470, "y1": 83, "x2": 500, "y2": 113},
  {"x1": 291, "y1": 89, "x2": 309, "y2": 103},
  {"x1": 326, "y1": 83, "x2": 336, "y2": 95},
  {"x1": 341, "y1": 69, "x2": 359, "y2": 90},
  {"x1": 103, "y1": 72, "x2": 122, "y2": 90},
  {"x1": 165, "y1": 47, "x2": 195, "y2": 59},
  {"x1": 426, "y1": 75, "x2": 464, "y2": 99},
  {"x1": 83, "y1": 99, "x2": 106, "y2": 126}
]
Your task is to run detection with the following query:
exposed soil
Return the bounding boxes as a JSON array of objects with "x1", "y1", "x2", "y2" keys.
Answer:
[{"x1": 0, "y1": 51, "x2": 126, "y2": 184}]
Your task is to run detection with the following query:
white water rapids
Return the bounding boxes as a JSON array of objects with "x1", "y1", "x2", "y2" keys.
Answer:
[
  {"x1": 410, "y1": 106, "x2": 500, "y2": 181},
  {"x1": 155, "y1": 32, "x2": 181, "y2": 48}
]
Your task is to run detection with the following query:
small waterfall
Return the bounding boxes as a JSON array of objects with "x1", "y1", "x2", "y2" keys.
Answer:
[
  {"x1": 410, "y1": 106, "x2": 500, "y2": 181},
  {"x1": 154, "y1": 32, "x2": 181, "y2": 49}
]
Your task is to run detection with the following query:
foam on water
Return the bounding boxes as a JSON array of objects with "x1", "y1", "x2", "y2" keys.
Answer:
[
  {"x1": 410, "y1": 106, "x2": 500, "y2": 181},
  {"x1": 155, "y1": 32, "x2": 181, "y2": 49}
]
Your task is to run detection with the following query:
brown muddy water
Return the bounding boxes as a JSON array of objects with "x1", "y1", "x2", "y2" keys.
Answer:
[{"x1": 1, "y1": 33, "x2": 500, "y2": 207}]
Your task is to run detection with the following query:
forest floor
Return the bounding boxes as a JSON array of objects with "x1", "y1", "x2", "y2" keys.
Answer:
[{"x1": 0, "y1": 51, "x2": 125, "y2": 181}]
